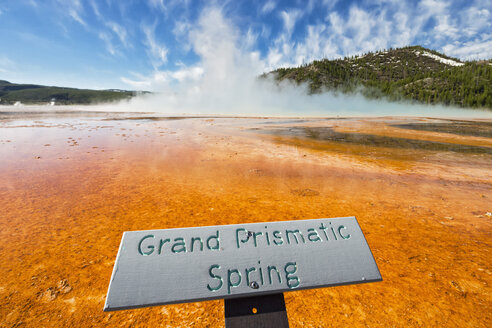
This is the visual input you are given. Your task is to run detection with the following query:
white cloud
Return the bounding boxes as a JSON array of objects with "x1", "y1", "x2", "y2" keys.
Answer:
[
  {"x1": 89, "y1": 0, "x2": 101, "y2": 18},
  {"x1": 442, "y1": 38, "x2": 492, "y2": 60},
  {"x1": 268, "y1": 5, "x2": 394, "y2": 68},
  {"x1": 434, "y1": 15, "x2": 459, "y2": 39},
  {"x1": 173, "y1": 20, "x2": 191, "y2": 37},
  {"x1": 264, "y1": 9, "x2": 305, "y2": 68},
  {"x1": 461, "y1": 7, "x2": 490, "y2": 37},
  {"x1": 121, "y1": 65, "x2": 203, "y2": 91},
  {"x1": 305, "y1": 0, "x2": 317, "y2": 13},
  {"x1": 244, "y1": 28, "x2": 258, "y2": 49},
  {"x1": 261, "y1": 1, "x2": 276, "y2": 14},
  {"x1": 262, "y1": 0, "x2": 492, "y2": 66},
  {"x1": 172, "y1": 20, "x2": 193, "y2": 51},
  {"x1": 143, "y1": 24, "x2": 168, "y2": 68},
  {"x1": 346, "y1": 6, "x2": 376, "y2": 45},
  {"x1": 121, "y1": 77, "x2": 152, "y2": 89},
  {"x1": 26, "y1": 0, "x2": 38, "y2": 8},
  {"x1": 266, "y1": 48, "x2": 283, "y2": 68},
  {"x1": 147, "y1": 0, "x2": 165, "y2": 12},
  {"x1": 260, "y1": 24, "x2": 271, "y2": 39},
  {"x1": 147, "y1": 0, "x2": 189, "y2": 14},
  {"x1": 69, "y1": 9, "x2": 87, "y2": 27},
  {"x1": 54, "y1": 0, "x2": 87, "y2": 27},
  {"x1": 393, "y1": 12, "x2": 413, "y2": 46},
  {"x1": 292, "y1": 24, "x2": 325, "y2": 64},
  {"x1": 279, "y1": 9, "x2": 302, "y2": 37},
  {"x1": 328, "y1": 12, "x2": 344, "y2": 35},
  {"x1": 107, "y1": 21, "x2": 129, "y2": 47},
  {"x1": 98, "y1": 32, "x2": 116, "y2": 55},
  {"x1": 322, "y1": 0, "x2": 339, "y2": 9},
  {"x1": 419, "y1": 0, "x2": 448, "y2": 16}
]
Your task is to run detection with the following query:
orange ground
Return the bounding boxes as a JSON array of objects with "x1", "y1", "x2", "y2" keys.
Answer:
[{"x1": 0, "y1": 113, "x2": 491, "y2": 327}]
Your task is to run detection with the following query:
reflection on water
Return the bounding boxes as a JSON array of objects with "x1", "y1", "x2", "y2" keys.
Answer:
[
  {"x1": 260, "y1": 126, "x2": 492, "y2": 154},
  {"x1": 393, "y1": 121, "x2": 492, "y2": 138}
]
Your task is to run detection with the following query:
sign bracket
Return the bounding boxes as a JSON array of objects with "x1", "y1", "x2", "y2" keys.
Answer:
[{"x1": 225, "y1": 293, "x2": 289, "y2": 328}]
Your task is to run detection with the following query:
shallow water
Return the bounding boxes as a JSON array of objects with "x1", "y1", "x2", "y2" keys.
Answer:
[
  {"x1": 393, "y1": 121, "x2": 492, "y2": 138},
  {"x1": 0, "y1": 112, "x2": 491, "y2": 327},
  {"x1": 261, "y1": 126, "x2": 492, "y2": 154}
]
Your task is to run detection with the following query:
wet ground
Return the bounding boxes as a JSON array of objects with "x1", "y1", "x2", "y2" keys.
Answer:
[{"x1": 0, "y1": 111, "x2": 491, "y2": 327}]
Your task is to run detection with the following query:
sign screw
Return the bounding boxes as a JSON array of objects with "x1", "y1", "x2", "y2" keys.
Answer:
[{"x1": 250, "y1": 281, "x2": 259, "y2": 289}]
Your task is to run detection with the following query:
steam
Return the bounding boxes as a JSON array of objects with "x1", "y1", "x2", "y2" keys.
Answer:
[{"x1": 103, "y1": 7, "x2": 489, "y2": 118}]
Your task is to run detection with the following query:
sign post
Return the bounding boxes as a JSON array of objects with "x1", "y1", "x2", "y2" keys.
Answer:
[
  {"x1": 225, "y1": 293, "x2": 288, "y2": 328},
  {"x1": 104, "y1": 217, "x2": 382, "y2": 326}
]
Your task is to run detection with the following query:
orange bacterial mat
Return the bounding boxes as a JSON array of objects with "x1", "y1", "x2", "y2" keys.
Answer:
[{"x1": 0, "y1": 113, "x2": 491, "y2": 327}]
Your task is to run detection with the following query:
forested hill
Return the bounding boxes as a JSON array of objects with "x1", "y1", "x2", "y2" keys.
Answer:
[
  {"x1": 270, "y1": 46, "x2": 492, "y2": 110},
  {"x1": 0, "y1": 80, "x2": 142, "y2": 105}
]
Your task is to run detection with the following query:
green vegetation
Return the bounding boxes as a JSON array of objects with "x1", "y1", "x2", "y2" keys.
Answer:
[
  {"x1": 0, "y1": 80, "x2": 142, "y2": 105},
  {"x1": 269, "y1": 46, "x2": 492, "y2": 110}
]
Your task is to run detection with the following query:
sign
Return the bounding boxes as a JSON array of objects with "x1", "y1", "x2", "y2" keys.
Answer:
[{"x1": 104, "y1": 217, "x2": 382, "y2": 311}]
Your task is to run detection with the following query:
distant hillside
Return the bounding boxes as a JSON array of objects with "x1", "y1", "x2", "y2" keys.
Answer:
[
  {"x1": 0, "y1": 80, "x2": 143, "y2": 105},
  {"x1": 269, "y1": 46, "x2": 492, "y2": 110}
]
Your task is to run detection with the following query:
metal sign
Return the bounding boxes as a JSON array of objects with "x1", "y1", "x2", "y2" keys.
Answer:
[{"x1": 104, "y1": 217, "x2": 382, "y2": 311}]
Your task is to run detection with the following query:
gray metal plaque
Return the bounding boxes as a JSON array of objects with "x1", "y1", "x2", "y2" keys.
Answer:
[{"x1": 104, "y1": 217, "x2": 381, "y2": 311}]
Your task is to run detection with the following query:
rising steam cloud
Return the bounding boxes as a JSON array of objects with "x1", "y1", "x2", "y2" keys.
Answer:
[{"x1": 107, "y1": 6, "x2": 489, "y2": 118}]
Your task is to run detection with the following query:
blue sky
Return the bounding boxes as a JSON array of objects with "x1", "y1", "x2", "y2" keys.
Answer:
[{"x1": 0, "y1": 0, "x2": 490, "y2": 90}]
